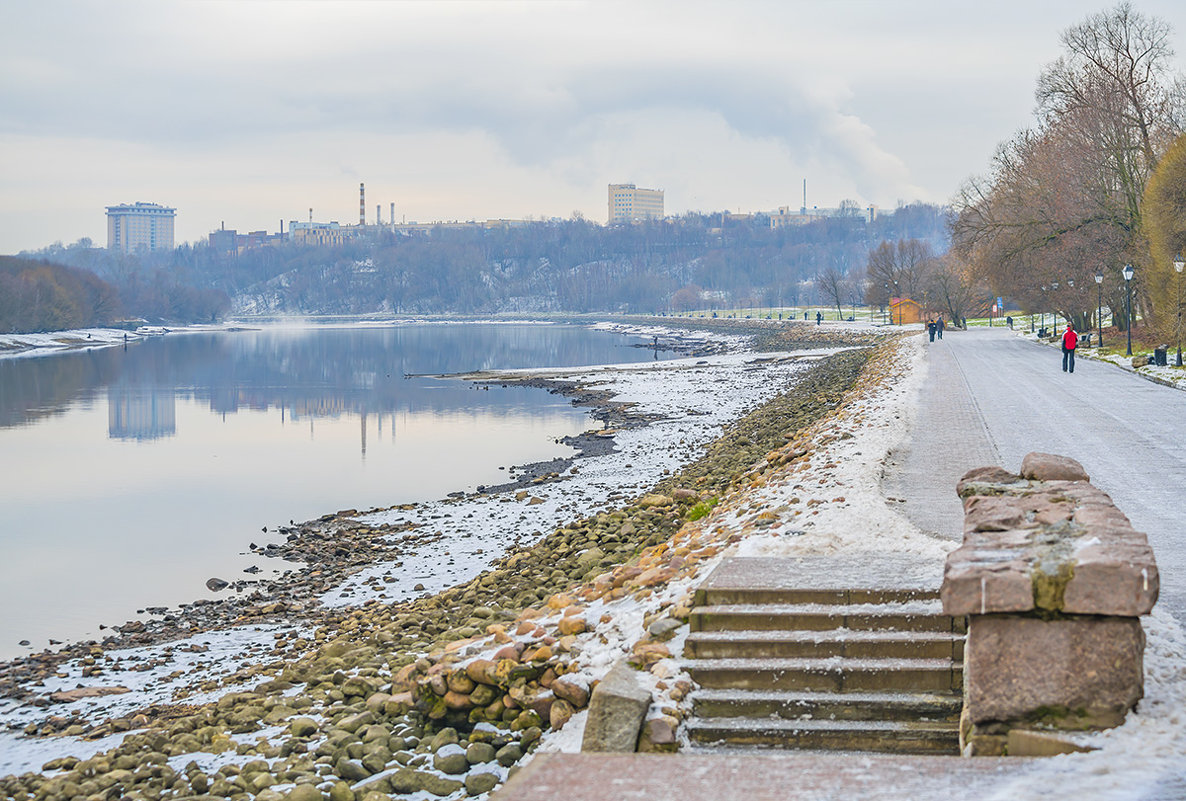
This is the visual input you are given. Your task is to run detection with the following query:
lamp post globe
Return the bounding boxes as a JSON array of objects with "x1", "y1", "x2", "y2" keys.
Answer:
[
  {"x1": 1123, "y1": 264, "x2": 1135, "y2": 357},
  {"x1": 1094, "y1": 273, "x2": 1103, "y2": 348},
  {"x1": 1175, "y1": 255, "x2": 1184, "y2": 366}
]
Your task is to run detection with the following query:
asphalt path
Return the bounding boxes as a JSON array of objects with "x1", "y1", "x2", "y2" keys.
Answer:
[{"x1": 893, "y1": 326, "x2": 1186, "y2": 625}]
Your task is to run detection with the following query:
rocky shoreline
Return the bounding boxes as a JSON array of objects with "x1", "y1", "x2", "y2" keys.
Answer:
[{"x1": 0, "y1": 319, "x2": 898, "y2": 801}]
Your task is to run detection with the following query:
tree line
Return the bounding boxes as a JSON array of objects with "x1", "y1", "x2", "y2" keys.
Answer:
[
  {"x1": 20, "y1": 204, "x2": 948, "y2": 321},
  {"x1": 950, "y1": 1, "x2": 1186, "y2": 338},
  {"x1": 0, "y1": 256, "x2": 122, "y2": 334}
]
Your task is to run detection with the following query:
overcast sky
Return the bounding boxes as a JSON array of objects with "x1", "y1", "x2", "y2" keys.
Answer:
[{"x1": 2, "y1": 0, "x2": 1184, "y2": 254}]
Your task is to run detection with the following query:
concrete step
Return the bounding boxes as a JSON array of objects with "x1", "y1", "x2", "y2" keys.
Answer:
[
  {"x1": 685, "y1": 629, "x2": 965, "y2": 661},
  {"x1": 684, "y1": 657, "x2": 963, "y2": 693},
  {"x1": 690, "y1": 601, "x2": 964, "y2": 634},
  {"x1": 683, "y1": 717, "x2": 960, "y2": 755},
  {"x1": 695, "y1": 586, "x2": 940, "y2": 607},
  {"x1": 690, "y1": 688, "x2": 962, "y2": 722}
]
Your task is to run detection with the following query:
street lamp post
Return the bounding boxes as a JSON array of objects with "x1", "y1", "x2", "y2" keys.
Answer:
[
  {"x1": 1094, "y1": 273, "x2": 1103, "y2": 348},
  {"x1": 1040, "y1": 286, "x2": 1047, "y2": 335},
  {"x1": 1123, "y1": 264, "x2": 1135, "y2": 357},
  {"x1": 1052, "y1": 281, "x2": 1059, "y2": 337},
  {"x1": 1175, "y1": 254, "x2": 1184, "y2": 366}
]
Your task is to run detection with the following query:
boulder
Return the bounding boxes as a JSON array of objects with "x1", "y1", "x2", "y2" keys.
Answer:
[
  {"x1": 465, "y1": 771, "x2": 500, "y2": 796},
  {"x1": 580, "y1": 661, "x2": 651, "y2": 752},
  {"x1": 1019, "y1": 452, "x2": 1089, "y2": 482}
]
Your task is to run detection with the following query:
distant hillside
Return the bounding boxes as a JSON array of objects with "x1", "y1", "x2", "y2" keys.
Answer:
[
  {"x1": 226, "y1": 206, "x2": 949, "y2": 315},
  {"x1": 22, "y1": 205, "x2": 949, "y2": 318},
  {"x1": 0, "y1": 256, "x2": 122, "y2": 334}
]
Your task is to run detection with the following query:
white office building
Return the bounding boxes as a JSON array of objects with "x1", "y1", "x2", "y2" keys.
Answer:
[
  {"x1": 106, "y1": 202, "x2": 175, "y2": 253},
  {"x1": 608, "y1": 184, "x2": 664, "y2": 224}
]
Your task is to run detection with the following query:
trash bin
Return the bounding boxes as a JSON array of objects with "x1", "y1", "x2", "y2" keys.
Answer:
[{"x1": 1154, "y1": 345, "x2": 1168, "y2": 366}]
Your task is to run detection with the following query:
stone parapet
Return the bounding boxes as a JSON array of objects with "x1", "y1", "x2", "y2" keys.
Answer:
[{"x1": 941, "y1": 453, "x2": 1158, "y2": 755}]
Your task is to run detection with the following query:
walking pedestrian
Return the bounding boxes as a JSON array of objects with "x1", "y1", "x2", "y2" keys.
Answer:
[
  {"x1": 927, "y1": 320, "x2": 936, "y2": 342},
  {"x1": 1062, "y1": 324, "x2": 1078, "y2": 373},
  {"x1": 937, "y1": 317, "x2": 945, "y2": 339},
  {"x1": 815, "y1": 311, "x2": 822, "y2": 325}
]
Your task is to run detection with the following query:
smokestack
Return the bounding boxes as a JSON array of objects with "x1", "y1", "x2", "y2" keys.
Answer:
[
  {"x1": 390, "y1": 202, "x2": 395, "y2": 227},
  {"x1": 376, "y1": 204, "x2": 381, "y2": 226},
  {"x1": 802, "y1": 179, "x2": 806, "y2": 214},
  {"x1": 309, "y1": 207, "x2": 313, "y2": 223},
  {"x1": 359, "y1": 183, "x2": 365, "y2": 226}
]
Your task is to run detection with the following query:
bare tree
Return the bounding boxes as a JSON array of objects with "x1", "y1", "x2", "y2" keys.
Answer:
[
  {"x1": 864, "y1": 239, "x2": 935, "y2": 303},
  {"x1": 953, "y1": 3, "x2": 1183, "y2": 329},
  {"x1": 926, "y1": 253, "x2": 991, "y2": 328},
  {"x1": 817, "y1": 266, "x2": 846, "y2": 319}
]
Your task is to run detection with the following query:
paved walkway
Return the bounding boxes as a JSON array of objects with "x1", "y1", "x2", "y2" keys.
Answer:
[
  {"x1": 496, "y1": 329, "x2": 1186, "y2": 801},
  {"x1": 883, "y1": 333, "x2": 999, "y2": 543},
  {"x1": 892, "y1": 327, "x2": 1186, "y2": 624}
]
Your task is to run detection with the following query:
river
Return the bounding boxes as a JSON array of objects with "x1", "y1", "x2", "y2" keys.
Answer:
[{"x1": 0, "y1": 322, "x2": 673, "y2": 660}]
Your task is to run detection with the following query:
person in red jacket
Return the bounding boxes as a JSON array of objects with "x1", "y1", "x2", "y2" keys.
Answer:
[{"x1": 1062, "y1": 324, "x2": 1078, "y2": 373}]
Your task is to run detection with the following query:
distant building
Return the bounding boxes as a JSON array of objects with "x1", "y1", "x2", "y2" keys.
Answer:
[
  {"x1": 289, "y1": 220, "x2": 345, "y2": 247},
  {"x1": 890, "y1": 297, "x2": 922, "y2": 324},
  {"x1": 608, "y1": 183, "x2": 664, "y2": 224},
  {"x1": 106, "y1": 202, "x2": 175, "y2": 253},
  {"x1": 208, "y1": 225, "x2": 284, "y2": 255}
]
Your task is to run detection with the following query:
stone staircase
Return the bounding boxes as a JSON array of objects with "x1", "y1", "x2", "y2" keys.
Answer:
[{"x1": 682, "y1": 557, "x2": 964, "y2": 754}]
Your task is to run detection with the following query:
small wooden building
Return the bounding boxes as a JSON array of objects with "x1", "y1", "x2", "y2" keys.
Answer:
[{"x1": 889, "y1": 297, "x2": 922, "y2": 324}]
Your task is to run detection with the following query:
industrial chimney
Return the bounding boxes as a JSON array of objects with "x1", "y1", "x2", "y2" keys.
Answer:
[
  {"x1": 359, "y1": 183, "x2": 365, "y2": 226},
  {"x1": 390, "y1": 202, "x2": 395, "y2": 228}
]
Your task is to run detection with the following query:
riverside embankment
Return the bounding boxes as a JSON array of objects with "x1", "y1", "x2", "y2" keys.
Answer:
[{"x1": 0, "y1": 319, "x2": 899, "y2": 800}]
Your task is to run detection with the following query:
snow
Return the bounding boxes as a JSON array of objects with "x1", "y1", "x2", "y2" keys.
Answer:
[
  {"x1": 0, "y1": 322, "x2": 253, "y2": 359},
  {"x1": 2, "y1": 324, "x2": 1184, "y2": 796},
  {"x1": 327, "y1": 348, "x2": 827, "y2": 606}
]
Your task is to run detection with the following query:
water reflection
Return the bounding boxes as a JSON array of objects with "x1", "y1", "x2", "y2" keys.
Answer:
[
  {"x1": 0, "y1": 323, "x2": 667, "y2": 657},
  {"x1": 108, "y1": 388, "x2": 176, "y2": 440},
  {"x1": 1, "y1": 324, "x2": 665, "y2": 438}
]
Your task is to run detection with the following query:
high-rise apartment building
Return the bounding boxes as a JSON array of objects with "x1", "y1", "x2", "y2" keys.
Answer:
[
  {"x1": 106, "y1": 202, "x2": 175, "y2": 253},
  {"x1": 608, "y1": 184, "x2": 664, "y2": 224}
]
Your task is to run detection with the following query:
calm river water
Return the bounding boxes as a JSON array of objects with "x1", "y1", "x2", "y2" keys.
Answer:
[{"x1": 0, "y1": 323, "x2": 670, "y2": 659}]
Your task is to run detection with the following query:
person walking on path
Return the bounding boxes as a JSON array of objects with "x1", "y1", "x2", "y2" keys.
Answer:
[
  {"x1": 1062, "y1": 324, "x2": 1078, "y2": 373},
  {"x1": 937, "y1": 317, "x2": 945, "y2": 339},
  {"x1": 928, "y1": 320, "x2": 936, "y2": 342}
]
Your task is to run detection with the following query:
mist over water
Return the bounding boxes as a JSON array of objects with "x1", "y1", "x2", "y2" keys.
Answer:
[{"x1": 0, "y1": 323, "x2": 671, "y2": 660}]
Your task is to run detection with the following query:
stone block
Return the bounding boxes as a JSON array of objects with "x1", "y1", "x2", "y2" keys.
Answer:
[
  {"x1": 941, "y1": 555, "x2": 1033, "y2": 616},
  {"x1": 1020, "y1": 452, "x2": 1089, "y2": 482},
  {"x1": 580, "y1": 662, "x2": 652, "y2": 752},
  {"x1": 964, "y1": 615, "x2": 1143, "y2": 729},
  {"x1": 1063, "y1": 543, "x2": 1159, "y2": 616},
  {"x1": 1006, "y1": 729, "x2": 1096, "y2": 756},
  {"x1": 956, "y1": 466, "x2": 1023, "y2": 498}
]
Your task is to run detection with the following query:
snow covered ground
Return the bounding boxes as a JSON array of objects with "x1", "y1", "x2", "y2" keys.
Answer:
[
  {"x1": 0, "y1": 332, "x2": 831, "y2": 777},
  {"x1": 1017, "y1": 328, "x2": 1186, "y2": 391},
  {"x1": 3, "y1": 326, "x2": 1182, "y2": 800},
  {"x1": 328, "y1": 346, "x2": 827, "y2": 605}
]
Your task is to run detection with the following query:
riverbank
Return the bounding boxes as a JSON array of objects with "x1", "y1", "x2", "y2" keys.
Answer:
[
  {"x1": 0, "y1": 320, "x2": 892, "y2": 789},
  {"x1": 3, "y1": 318, "x2": 1177, "y2": 800}
]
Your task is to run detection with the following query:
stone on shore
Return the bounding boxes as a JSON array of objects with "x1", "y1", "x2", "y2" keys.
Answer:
[{"x1": 580, "y1": 662, "x2": 651, "y2": 752}]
